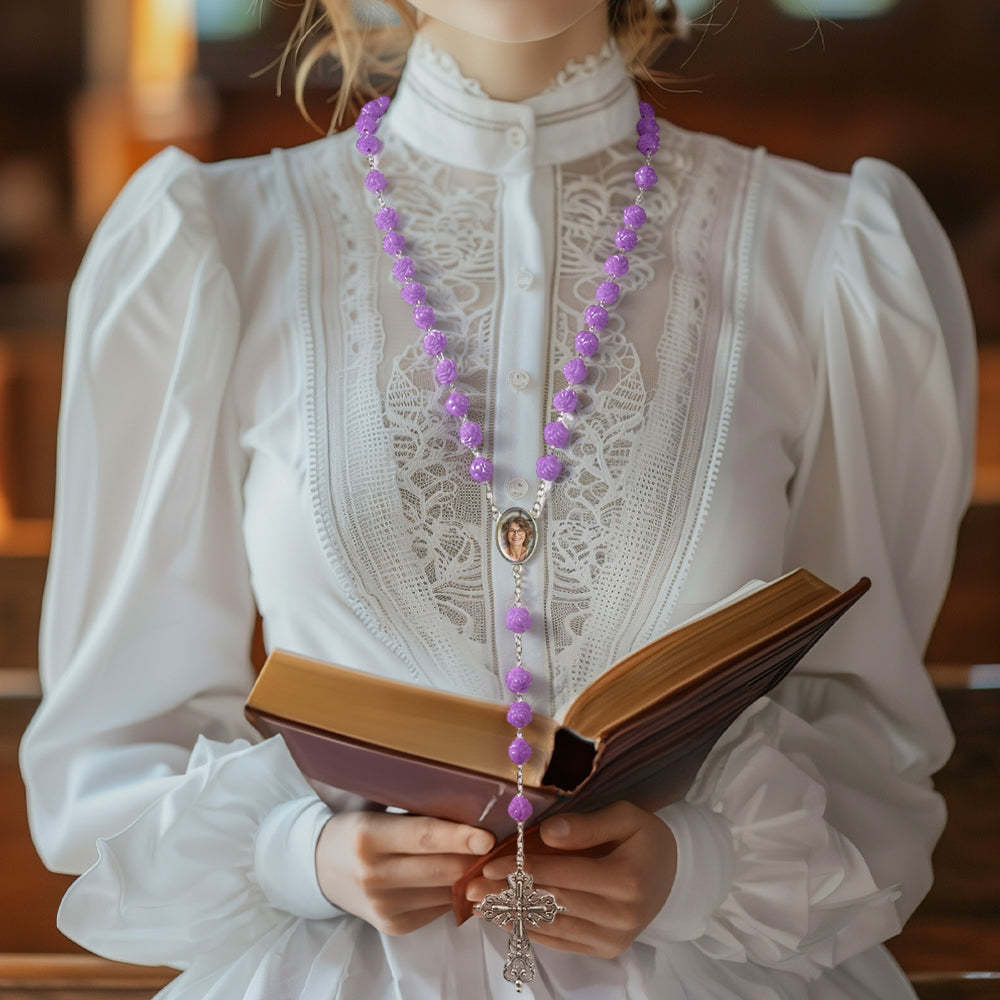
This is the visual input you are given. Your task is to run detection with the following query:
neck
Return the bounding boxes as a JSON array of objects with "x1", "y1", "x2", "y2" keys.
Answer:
[{"x1": 415, "y1": 6, "x2": 612, "y2": 102}]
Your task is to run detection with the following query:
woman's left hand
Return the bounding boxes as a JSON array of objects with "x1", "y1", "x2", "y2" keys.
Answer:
[{"x1": 465, "y1": 800, "x2": 677, "y2": 959}]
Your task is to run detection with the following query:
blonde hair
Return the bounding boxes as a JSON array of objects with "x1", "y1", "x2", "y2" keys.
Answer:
[{"x1": 272, "y1": 0, "x2": 687, "y2": 135}]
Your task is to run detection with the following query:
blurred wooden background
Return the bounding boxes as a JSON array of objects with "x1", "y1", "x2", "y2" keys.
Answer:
[{"x1": 0, "y1": 0, "x2": 997, "y2": 994}]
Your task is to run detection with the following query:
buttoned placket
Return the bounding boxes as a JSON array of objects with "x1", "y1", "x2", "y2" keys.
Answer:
[{"x1": 490, "y1": 161, "x2": 555, "y2": 713}]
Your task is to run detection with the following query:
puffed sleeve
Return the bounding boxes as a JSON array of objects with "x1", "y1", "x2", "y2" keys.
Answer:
[
  {"x1": 18, "y1": 146, "x2": 345, "y2": 972},
  {"x1": 635, "y1": 157, "x2": 977, "y2": 979}
]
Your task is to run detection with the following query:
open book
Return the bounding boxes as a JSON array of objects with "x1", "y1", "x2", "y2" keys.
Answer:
[{"x1": 244, "y1": 567, "x2": 870, "y2": 924}]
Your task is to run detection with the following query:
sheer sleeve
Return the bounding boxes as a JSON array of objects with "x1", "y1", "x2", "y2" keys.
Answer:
[
  {"x1": 635, "y1": 156, "x2": 977, "y2": 979},
  {"x1": 18, "y1": 146, "x2": 344, "y2": 972}
]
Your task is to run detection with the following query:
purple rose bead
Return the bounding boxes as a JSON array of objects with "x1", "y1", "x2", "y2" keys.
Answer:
[
  {"x1": 362, "y1": 96, "x2": 391, "y2": 117},
  {"x1": 544, "y1": 420, "x2": 570, "y2": 448},
  {"x1": 574, "y1": 329, "x2": 599, "y2": 357},
  {"x1": 459, "y1": 420, "x2": 483, "y2": 448},
  {"x1": 507, "y1": 794, "x2": 533, "y2": 823},
  {"x1": 507, "y1": 700, "x2": 533, "y2": 727},
  {"x1": 382, "y1": 231, "x2": 405, "y2": 254},
  {"x1": 355, "y1": 113, "x2": 379, "y2": 133},
  {"x1": 604, "y1": 254, "x2": 629, "y2": 278},
  {"x1": 536, "y1": 454, "x2": 563, "y2": 481},
  {"x1": 422, "y1": 329, "x2": 446, "y2": 355},
  {"x1": 584, "y1": 304, "x2": 608, "y2": 330},
  {"x1": 364, "y1": 169, "x2": 386, "y2": 192},
  {"x1": 355, "y1": 134, "x2": 382, "y2": 156},
  {"x1": 445, "y1": 391, "x2": 470, "y2": 417},
  {"x1": 508, "y1": 737, "x2": 533, "y2": 765},
  {"x1": 506, "y1": 606, "x2": 532, "y2": 633},
  {"x1": 375, "y1": 206, "x2": 398, "y2": 231},
  {"x1": 623, "y1": 204, "x2": 647, "y2": 228},
  {"x1": 562, "y1": 358, "x2": 587, "y2": 384},
  {"x1": 435, "y1": 357, "x2": 457, "y2": 384},
  {"x1": 392, "y1": 256, "x2": 415, "y2": 282},
  {"x1": 469, "y1": 456, "x2": 493, "y2": 482},
  {"x1": 413, "y1": 304, "x2": 435, "y2": 329},
  {"x1": 638, "y1": 99, "x2": 655, "y2": 118},
  {"x1": 637, "y1": 133, "x2": 660, "y2": 156},
  {"x1": 596, "y1": 280, "x2": 620, "y2": 305},
  {"x1": 636, "y1": 117, "x2": 659, "y2": 135},
  {"x1": 635, "y1": 164, "x2": 658, "y2": 190},
  {"x1": 615, "y1": 227, "x2": 638, "y2": 252},
  {"x1": 553, "y1": 387, "x2": 578, "y2": 413},
  {"x1": 505, "y1": 666, "x2": 532, "y2": 692},
  {"x1": 400, "y1": 281, "x2": 425, "y2": 305}
]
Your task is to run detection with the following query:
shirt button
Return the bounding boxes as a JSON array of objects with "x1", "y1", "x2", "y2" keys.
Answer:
[
  {"x1": 506, "y1": 369, "x2": 530, "y2": 391},
  {"x1": 506, "y1": 125, "x2": 527, "y2": 150},
  {"x1": 506, "y1": 477, "x2": 529, "y2": 499},
  {"x1": 515, "y1": 267, "x2": 534, "y2": 290}
]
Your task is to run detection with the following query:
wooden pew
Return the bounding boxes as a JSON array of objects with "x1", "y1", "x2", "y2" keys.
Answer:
[
  {"x1": 886, "y1": 685, "x2": 1000, "y2": 974},
  {"x1": 0, "y1": 955, "x2": 175, "y2": 998},
  {"x1": 910, "y1": 973, "x2": 1000, "y2": 999}
]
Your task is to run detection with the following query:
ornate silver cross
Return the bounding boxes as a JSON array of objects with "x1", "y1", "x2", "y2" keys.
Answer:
[{"x1": 475, "y1": 868, "x2": 567, "y2": 991}]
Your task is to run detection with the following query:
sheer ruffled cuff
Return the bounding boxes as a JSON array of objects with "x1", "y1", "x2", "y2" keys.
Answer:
[
  {"x1": 57, "y1": 734, "x2": 343, "y2": 969},
  {"x1": 635, "y1": 700, "x2": 905, "y2": 979},
  {"x1": 679, "y1": 703, "x2": 903, "y2": 979},
  {"x1": 635, "y1": 801, "x2": 734, "y2": 946},
  {"x1": 253, "y1": 795, "x2": 343, "y2": 920}
]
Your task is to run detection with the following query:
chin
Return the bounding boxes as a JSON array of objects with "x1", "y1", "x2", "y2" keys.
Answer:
[{"x1": 414, "y1": 0, "x2": 606, "y2": 44}]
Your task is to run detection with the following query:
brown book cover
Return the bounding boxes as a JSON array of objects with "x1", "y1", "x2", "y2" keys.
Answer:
[{"x1": 244, "y1": 566, "x2": 870, "y2": 925}]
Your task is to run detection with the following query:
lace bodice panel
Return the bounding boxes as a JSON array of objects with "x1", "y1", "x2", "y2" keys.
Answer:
[{"x1": 315, "y1": 125, "x2": 746, "y2": 717}]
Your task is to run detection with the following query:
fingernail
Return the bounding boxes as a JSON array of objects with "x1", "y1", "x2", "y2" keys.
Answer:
[
  {"x1": 546, "y1": 817, "x2": 570, "y2": 838},
  {"x1": 470, "y1": 832, "x2": 494, "y2": 854}
]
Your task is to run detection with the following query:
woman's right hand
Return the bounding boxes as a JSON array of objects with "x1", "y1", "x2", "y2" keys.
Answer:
[{"x1": 315, "y1": 811, "x2": 496, "y2": 934}]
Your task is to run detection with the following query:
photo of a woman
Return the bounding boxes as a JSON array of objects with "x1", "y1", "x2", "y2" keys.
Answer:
[
  {"x1": 498, "y1": 511, "x2": 535, "y2": 563},
  {"x1": 503, "y1": 517, "x2": 534, "y2": 562}
]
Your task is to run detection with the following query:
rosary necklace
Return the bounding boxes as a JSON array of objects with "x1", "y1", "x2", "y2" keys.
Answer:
[{"x1": 355, "y1": 92, "x2": 660, "y2": 991}]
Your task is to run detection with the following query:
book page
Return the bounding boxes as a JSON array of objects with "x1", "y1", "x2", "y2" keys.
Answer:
[
  {"x1": 556, "y1": 567, "x2": 830, "y2": 738},
  {"x1": 670, "y1": 578, "x2": 769, "y2": 629},
  {"x1": 553, "y1": 579, "x2": 769, "y2": 726}
]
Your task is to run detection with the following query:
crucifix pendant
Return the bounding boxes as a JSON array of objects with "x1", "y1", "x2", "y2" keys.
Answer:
[{"x1": 474, "y1": 867, "x2": 567, "y2": 991}]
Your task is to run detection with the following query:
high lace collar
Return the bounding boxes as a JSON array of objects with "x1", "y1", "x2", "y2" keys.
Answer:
[
  {"x1": 379, "y1": 32, "x2": 641, "y2": 174},
  {"x1": 406, "y1": 32, "x2": 622, "y2": 98}
]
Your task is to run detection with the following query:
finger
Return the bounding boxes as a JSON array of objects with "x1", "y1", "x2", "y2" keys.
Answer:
[
  {"x1": 466, "y1": 879, "x2": 634, "y2": 930},
  {"x1": 369, "y1": 852, "x2": 479, "y2": 889},
  {"x1": 463, "y1": 875, "x2": 511, "y2": 900},
  {"x1": 382, "y1": 903, "x2": 453, "y2": 936},
  {"x1": 524, "y1": 931, "x2": 591, "y2": 956},
  {"x1": 480, "y1": 854, "x2": 636, "y2": 902},
  {"x1": 527, "y1": 913, "x2": 628, "y2": 959},
  {"x1": 370, "y1": 814, "x2": 495, "y2": 856},
  {"x1": 539, "y1": 801, "x2": 647, "y2": 851},
  {"x1": 370, "y1": 885, "x2": 453, "y2": 918}
]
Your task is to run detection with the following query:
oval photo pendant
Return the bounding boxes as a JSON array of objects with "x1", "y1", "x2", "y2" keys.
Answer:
[{"x1": 496, "y1": 507, "x2": 539, "y2": 565}]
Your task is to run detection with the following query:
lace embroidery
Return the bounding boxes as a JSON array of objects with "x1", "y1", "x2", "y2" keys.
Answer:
[
  {"x1": 409, "y1": 32, "x2": 622, "y2": 101},
  {"x1": 409, "y1": 34, "x2": 489, "y2": 97},
  {"x1": 298, "y1": 124, "x2": 747, "y2": 715},
  {"x1": 541, "y1": 38, "x2": 620, "y2": 94}
]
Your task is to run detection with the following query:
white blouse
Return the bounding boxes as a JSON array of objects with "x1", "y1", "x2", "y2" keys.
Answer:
[{"x1": 20, "y1": 33, "x2": 977, "y2": 1000}]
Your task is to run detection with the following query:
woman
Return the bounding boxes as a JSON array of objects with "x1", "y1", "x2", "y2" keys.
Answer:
[{"x1": 19, "y1": 0, "x2": 977, "y2": 997}]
